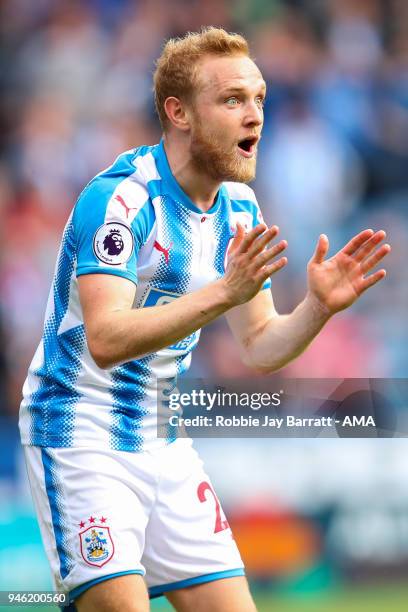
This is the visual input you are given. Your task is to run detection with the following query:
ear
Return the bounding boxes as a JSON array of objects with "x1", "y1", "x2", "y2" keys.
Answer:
[{"x1": 163, "y1": 97, "x2": 191, "y2": 132}]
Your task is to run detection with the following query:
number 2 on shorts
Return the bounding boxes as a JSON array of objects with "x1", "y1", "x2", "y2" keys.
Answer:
[{"x1": 197, "y1": 481, "x2": 230, "y2": 533}]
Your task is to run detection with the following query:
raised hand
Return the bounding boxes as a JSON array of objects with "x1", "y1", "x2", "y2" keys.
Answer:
[
  {"x1": 223, "y1": 223, "x2": 287, "y2": 305},
  {"x1": 307, "y1": 229, "x2": 391, "y2": 315}
]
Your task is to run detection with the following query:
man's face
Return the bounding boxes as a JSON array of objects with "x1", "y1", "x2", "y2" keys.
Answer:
[{"x1": 188, "y1": 54, "x2": 265, "y2": 183}]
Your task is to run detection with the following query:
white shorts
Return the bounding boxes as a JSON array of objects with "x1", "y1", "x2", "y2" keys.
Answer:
[{"x1": 23, "y1": 439, "x2": 244, "y2": 604}]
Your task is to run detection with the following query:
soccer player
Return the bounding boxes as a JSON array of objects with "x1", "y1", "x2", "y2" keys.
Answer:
[{"x1": 19, "y1": 27, "x2": 390, "y2": 612}]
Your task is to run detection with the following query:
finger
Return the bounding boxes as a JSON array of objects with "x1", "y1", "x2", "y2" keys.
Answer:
[
  {"x1": 342, "y1": 229, "x2": 374, "y2": 256},
  {"x1": 358, "y1": 269, "x2": 387, "y2": 294},
  {"x1": 228, "y1": 222, "x2": 245, "y2": 255},
  {"x1": 310, "y1": 234, "x2": 329, "y2": 264},
  {"x1": 257, "y1": 256, "x2": 288, "y2": 282},
  {"x1": 254, "y1": 239, "x2": 287, "y2": 267},
  {"x1": 236, "y1": 223, "x2": 267, "y2": 254},
  {"x1": 247, "y1": 225, "x2": 279, "y2": 258},
  {"x1": 360, "y1": 243, "x2": 391, "y2": 274},
  {"x1": 354, "y1": 230, "x2": 387, "y2": 263}
]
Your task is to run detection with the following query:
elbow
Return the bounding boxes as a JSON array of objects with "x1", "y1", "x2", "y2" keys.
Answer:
[
  {"x1": 251, "y1": 364, "x2": 277, "y2": 376},
  {"x1": 89, "y1": 343, "x2": 114, "y2": 370},
  {"x1": 87, "y1": 333, "x2": 145, "y2": 369},
  {"x1": 249, "y1": 362, "x2": 283, "y2": 376},
  {"x1": 240, "y1": 354, "x2": 268, "y2": 375},
  {"x1": 241, "y1": 350, "x2": 286, "y2": 376},
  {"x1": 94, "y1": 357, "x2": 113, "y2": 371},
  {"x1": 87, "y1": 333, "x2": 116, "y2": 370}
]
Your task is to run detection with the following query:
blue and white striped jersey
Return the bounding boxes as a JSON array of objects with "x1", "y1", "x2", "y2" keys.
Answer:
[{"x1": 19, "y1": 140, "x2": 270, "y2": 452}]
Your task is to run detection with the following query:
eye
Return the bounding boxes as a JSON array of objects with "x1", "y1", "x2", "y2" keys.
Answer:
[
  {"x1": 255, "y1": 96, "x2": 265, "y2": 108},
  {"x1": 225, "y1": 97, "x2": 240, "y2": 106}
]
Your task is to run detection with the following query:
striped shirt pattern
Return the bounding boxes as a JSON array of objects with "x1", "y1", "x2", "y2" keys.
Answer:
[{"x1": 19, "y1": 140, "x2": 270, "y2": 452}]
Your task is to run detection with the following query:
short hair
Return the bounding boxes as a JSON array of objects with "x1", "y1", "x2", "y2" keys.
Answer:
[{"x1": 153, "y1": 27, "x2": 250, "y2": 131}]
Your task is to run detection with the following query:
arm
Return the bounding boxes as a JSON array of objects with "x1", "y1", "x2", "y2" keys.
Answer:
[
  {"x1": 226, "y1": 290, "x2": 330, "y2": 373},
  {"x1": 226, "y1": 229, "x2": 391, "y2": 373},
  {"x1": 79, "y1": 223, "x2": 287, "y2": 369}
]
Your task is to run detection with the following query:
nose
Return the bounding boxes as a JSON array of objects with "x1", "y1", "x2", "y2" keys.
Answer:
[{"x1": 243, "y1": 100, "x2": 263, "y2": 128}]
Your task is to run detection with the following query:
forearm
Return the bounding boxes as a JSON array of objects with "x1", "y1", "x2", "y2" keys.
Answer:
[
  {"x1": 88, "y1": 279, "x2": 231, "y2": 368},
  {"x1": 245, "y1": 292, "x2": 332, "y2": 373},
  {"x1": 83, "y1": 223, "x2": 288, "y2": 369}
]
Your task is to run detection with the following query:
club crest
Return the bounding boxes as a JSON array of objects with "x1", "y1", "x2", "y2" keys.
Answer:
[{"x1": 79, "y1": 517, "x2": 114, "y2": 567}]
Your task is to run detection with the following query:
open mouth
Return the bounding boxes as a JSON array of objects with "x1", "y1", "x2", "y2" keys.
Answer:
[{"x1": 237, "y1": 136, "x2": 259, "y2": 157}]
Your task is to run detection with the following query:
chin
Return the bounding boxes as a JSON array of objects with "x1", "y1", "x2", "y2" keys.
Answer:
[
  {"x1": 191, "y1": 136, "x2": 257, "y2": 183},
  {"x1": 224, "y1": 160, "x2": 257, "y2": 183}
]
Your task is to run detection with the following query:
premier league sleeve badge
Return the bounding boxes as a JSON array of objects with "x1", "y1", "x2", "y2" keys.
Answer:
[{"x1": 93, "y1": 222, "x2": 134, "y2": 266}]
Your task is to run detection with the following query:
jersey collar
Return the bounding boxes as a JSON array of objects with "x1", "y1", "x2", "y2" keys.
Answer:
[{"x1": 154, "y1": 139, "x2": 225, "y2": 215}]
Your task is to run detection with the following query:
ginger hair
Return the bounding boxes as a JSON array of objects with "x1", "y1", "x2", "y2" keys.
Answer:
[{"x1": 153, "y1": 26, "x2": 250, "y2": 130}]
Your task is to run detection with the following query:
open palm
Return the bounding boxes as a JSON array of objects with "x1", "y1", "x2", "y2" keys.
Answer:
[{"x1": 307, "y1": 229, "x2": 391, "y2": 314}]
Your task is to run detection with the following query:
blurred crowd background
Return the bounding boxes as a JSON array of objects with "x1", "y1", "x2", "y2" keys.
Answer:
[{"x1": 0, "y1": 0, "x2": 408, "y2": 610}]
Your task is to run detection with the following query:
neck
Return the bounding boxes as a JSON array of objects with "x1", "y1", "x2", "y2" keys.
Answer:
[{"x1": 163, "y1": 133, "x2": 220, "y2": 212}]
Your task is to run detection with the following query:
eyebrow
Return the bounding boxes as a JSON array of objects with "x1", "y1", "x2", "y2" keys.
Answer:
[{"x1": 220, "y1": 84, "x2": 267, "y2": 96}]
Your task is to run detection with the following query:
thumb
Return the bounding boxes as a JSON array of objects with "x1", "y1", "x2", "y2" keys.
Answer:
[{"x1": 311, "y1": 234, "x2": 329, "y2": 264}]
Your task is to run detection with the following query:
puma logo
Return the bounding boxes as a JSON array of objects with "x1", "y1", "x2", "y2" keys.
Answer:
[
  {"x1": 114, "y1": 194, "x2": 138, "y2": 219},
  {"x1": 154, "y1": 240, "x2": 172, "y2": 264}
]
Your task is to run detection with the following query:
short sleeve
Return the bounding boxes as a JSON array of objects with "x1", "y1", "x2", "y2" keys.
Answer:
[{"x1": 73, "y1": 177, "x2": 155, "y2": 286}]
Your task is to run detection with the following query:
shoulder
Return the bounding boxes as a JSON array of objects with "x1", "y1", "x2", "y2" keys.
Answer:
[
  {"x1": 222, "y1": 181, "x2": 257, "y2": 204},
  {"x1": 73, "y1": 146, "x2": 159, "y2": 226},
  {"x1": 222, "y1": 181, "x2": 264, "y2": 226}
]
